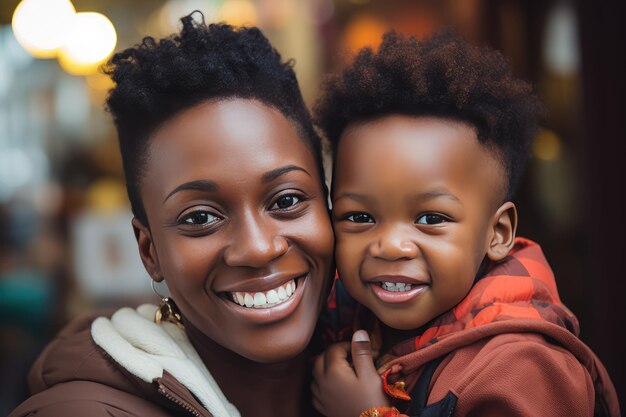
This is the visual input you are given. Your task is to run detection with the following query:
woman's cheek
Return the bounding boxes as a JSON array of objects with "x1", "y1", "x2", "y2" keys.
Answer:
[{"x1": 293, "y1": 210, "x2": 334, "y2": 258}]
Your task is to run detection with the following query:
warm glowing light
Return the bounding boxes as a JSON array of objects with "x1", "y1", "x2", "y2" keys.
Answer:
[
  {"x1": 11, "y1": 0, "x2": 76, "y2": 58},
  {"x1": 343, "y1": 13, "x2": 388, "y2": 54},
  {"x1": 58, "y1": 12, "x2": 117, "y2": 75},
  {"x1": 218, "y1": 0, "x2": 258, "y2": 26},
  {"x1": 533, "y1": 129, "x2": 562, "y2": 161},
  {"x1": 86, "y1": 178, "x2": 129, "y2": 212}
]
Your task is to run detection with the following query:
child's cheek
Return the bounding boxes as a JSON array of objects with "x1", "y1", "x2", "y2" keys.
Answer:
[{"x1": 334, "y1": 237, "x2": 361, "y2": 280}]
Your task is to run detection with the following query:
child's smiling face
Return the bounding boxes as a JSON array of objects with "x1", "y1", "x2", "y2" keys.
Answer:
[{"x1": 331, "y1": 115, "x2": 516, "y2": 330}]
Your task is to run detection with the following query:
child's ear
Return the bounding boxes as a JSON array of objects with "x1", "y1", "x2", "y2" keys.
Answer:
[
  {"x1": 132, "y1": 217, "x2": 164, "y2": 282},
  {"x1": 486, "y1": 201, "x2": 517, "y2": 262}
]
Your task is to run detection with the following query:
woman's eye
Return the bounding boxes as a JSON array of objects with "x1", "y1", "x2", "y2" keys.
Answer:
[
  {"x1": 416, "y1": 214, "x2": 447, "y2": 225},
  {"x1": 271, "y1": 194, "x2": 301, "y2": 210},
  {"x1": 181, "y1": 211, "x2": 218, "y2": 226},
  {"x1": 346, "y1": 213, "x2": 374, "y2": 223}
]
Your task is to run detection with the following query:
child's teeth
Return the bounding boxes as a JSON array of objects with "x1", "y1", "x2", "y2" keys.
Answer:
[
  {"x1": 230, "y1": 279, "x2": 298, "y2": 309},
  {"x1": 381, "y1": 282, "x2": 412, "y2": 292}
]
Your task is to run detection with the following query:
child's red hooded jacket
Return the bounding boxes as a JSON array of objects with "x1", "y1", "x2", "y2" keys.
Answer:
[{"x1": 328, "y1": 238, "x2": 620, "y2": 416}]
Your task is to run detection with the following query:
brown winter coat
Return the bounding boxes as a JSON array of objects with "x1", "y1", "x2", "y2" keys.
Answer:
[{"x1": 9, "y1": 310, "x2": 226, "y2": 417}]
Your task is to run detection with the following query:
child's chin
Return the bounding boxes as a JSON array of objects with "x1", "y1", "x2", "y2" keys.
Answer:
[{"x1": 377, "y1": 309, "x2": 430, "y2": 331}]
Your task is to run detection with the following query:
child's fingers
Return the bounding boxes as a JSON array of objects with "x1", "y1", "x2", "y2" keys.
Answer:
[
  {"x1": 323, "y1": 341, "x2": 351, "y2": 373},
  {"x1": 351, "y1": 330, "x2": 379, "y2": 379}
]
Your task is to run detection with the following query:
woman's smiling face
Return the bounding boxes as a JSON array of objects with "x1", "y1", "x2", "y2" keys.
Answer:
[{"x1": 135, "y1": 99, "x2": 334, "y2": 362}]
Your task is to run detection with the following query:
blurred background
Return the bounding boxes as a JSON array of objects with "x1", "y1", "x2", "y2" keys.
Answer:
[{"x1": 0, "y1": 0, "x2": 623, "y2": 412}]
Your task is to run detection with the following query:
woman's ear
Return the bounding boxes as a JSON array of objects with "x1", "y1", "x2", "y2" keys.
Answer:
[
  {"x1": 486, "y1": 201, "x2": 518, "y2": 262},
  {"x1": 132, "y1": 217, "x2": 164, "y2": 282}
]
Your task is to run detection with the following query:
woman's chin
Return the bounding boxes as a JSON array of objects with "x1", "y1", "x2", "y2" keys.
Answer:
[{"x1": 236, "y1": 330, "x2": 313, "y2": 363}]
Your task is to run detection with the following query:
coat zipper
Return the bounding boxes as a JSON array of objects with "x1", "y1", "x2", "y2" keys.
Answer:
[{"x1": 158, "y1": 382, "x2": 206, "y2": 417}]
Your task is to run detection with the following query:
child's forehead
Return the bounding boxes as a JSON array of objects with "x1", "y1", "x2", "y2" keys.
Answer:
[
  {"x1": 333, "y1": 115, "x2": 506, "y2": 199},
  {"x1": 338, "y1": 115, "x2": 489, "y2": 165},
  {"x1": 344, "y1": 114, "x2": 474, "y2": 135}
]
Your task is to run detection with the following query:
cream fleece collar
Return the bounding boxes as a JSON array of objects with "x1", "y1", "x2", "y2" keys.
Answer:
[{"x1": 91, "y1": 304, "x2": 240, "y2": 417}]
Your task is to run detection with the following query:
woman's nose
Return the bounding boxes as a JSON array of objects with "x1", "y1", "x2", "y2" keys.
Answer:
[
  {"x1": 223, "y1": 212, "x2": 288, "y2": 268},
  {"x1": 368, "y1": 225, "x2": 418, "y2": 261}
]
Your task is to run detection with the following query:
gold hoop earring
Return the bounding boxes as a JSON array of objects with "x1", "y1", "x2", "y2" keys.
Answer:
[{"x1": 151, "y1": 280, "x2": 184, "y2": 329}]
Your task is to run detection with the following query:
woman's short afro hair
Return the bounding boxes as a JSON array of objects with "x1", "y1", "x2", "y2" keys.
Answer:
[
  {"x1": 104, "y1": 12, "x2": 323, "y2": 225},
  {"x1": 315, "y1": 29, "x2": 544, "y2": 200}
]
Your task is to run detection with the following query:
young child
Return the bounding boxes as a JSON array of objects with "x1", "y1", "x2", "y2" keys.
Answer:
[{"x1": 312, "y1": 30, "x2": 620, "y2": 417}]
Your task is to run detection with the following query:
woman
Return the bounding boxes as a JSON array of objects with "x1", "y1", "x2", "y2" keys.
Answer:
[{"x1": 10, "y1": 13, "x2": 334, "y2": 417}]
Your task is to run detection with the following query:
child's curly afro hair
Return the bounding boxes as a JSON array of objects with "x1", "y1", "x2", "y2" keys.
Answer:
[
  {"x1": 315, "y1": 29, "x2": 544, "y2": 200},
  {"x1": 104, "y1": 12, "x2": 323, "y2": 225}
]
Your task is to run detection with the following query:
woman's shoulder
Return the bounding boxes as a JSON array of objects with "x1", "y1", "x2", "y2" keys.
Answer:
[
  {"x1": 10, "y1": 309, "x2": 173, "y2": 417},
  {"x1": 26, "y1": 310, "x2": 139, "y2": 394},
  {"x1": 9, "y1": 380, "x2": 173, "y2": 417}
]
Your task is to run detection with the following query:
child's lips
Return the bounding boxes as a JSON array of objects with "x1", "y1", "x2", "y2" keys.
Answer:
[
  {"x1": 370, "y1": 281, "x2": 429, "y2": 304},
  {"x1": 367, "y1": 275, "x2": 429, "y2": 286}
]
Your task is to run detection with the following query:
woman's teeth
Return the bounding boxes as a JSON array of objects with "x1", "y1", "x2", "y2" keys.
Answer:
[
  {"x1": 380, "y1": 281, "x2": 413, "y2": 292},
  {"x1": 230, "y1": 279, "x2": 297, "y2": 308}
]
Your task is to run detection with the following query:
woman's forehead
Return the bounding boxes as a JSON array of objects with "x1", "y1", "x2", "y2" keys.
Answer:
[{"x1": 142, "y1": 99, "x2": 319, "y2": 196}]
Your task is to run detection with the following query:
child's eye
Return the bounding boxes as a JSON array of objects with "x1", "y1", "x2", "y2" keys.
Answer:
[
  {"x1": 416, "y1": 214, "x2": 447, "y2": 225},
  {"x1": 180, "y1": 210, "x2": 219, "y2": 226},
  {"x1": 270, "y1": 194, "x2": 301, "y2": 210},
  {"x1": 346, "y1": 213, "x2": 374, "y2": 223}
]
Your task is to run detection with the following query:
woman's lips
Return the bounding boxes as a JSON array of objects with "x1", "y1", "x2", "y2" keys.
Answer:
[
  {"x1": 370, "y1": 280, "x2": 428, "y2": 303},
  {"x1": 220, "y1": 275, "x2": 307, "y2": 324},
  {"x1": 229, "y1": 279, "x2": 297, "y2": 308}
]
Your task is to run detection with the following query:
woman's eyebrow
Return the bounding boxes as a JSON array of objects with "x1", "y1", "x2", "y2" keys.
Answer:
[
  {"x1": 163, "y1": 179, "x2": 218, "y2": 203},
  {"x1": 262, "y1": 165, "x2": 310, "y2": 183}
]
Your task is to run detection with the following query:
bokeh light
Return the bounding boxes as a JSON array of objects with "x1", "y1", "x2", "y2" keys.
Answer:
[
  {"x1": 533, "y1": 129, "x2": 563, "y2": 161},
  {"x1": 57, "y1": 12, "x2": 117, "y2": 76},
  {"x1": 11, "y1": 0, "x2": 76, "y2": 58},
  {"x1": 342, "y1": 13, "x2": 388, "y2": 53}
]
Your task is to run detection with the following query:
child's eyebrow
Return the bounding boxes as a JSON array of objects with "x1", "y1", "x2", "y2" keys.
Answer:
[
  {"x1": 333, "y1": 192, "x2": 374, "y2": 203},
  {"x1": 411, "y1": 189, "x2": 463, "y2": 205},
  {"x1": 333, "y1": 190, "x2": 462, "y2": 206}
]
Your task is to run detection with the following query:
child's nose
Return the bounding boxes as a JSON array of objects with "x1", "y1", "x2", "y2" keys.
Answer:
[{"x1": 368, "y1": 224, "x2": 419, "y2": 261}]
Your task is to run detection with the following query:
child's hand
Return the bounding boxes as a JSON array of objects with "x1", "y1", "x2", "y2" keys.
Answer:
[{"x1": 312, "y1": 330, "x2": 391, "y2": 417}]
